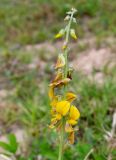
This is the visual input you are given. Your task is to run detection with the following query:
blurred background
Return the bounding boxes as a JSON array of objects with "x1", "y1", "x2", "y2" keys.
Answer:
[{"x1": 0, "y1": 0, "x2": 116, "y2": 160}]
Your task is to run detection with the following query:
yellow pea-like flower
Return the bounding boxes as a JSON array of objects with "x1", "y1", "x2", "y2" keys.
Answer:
[
  {"x1": 50, "y1": 96, "x2": 58, "y2": 108},
  {"x1": 66, "y1": 92, "x2": 77, "y2": 102},
  {"x1": 67, "y1": 105, "x2": 80, "y2": 125},
  {"x1": 56, "y1": 101, "x2": 70, "y2": 116},
  {"x1": 67, "y1": 119, "x2": 77, "y2": 125},
  {"x1": 70, "y1": 105, "x2": 80, "y2": 119},
  {"x1": 49, "y1": 8, "x2": 80, "y2": 153}
]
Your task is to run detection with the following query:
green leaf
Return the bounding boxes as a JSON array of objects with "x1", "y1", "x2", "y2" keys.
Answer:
[
  {"x1": 0, "y1": 134, "x2": 18, "y2": 154},
  {"x1": 0, "y1": 141, "x2": 13, "y2": 153},
  {"x1": 7, "y1": 134, "x2": 18, "y2": 153}
]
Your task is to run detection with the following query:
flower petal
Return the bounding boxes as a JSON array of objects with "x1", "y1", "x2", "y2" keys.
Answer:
[
  {"x1": 66, "y1": 92, "x2": 77, "y2": 102},
  {"x1": 50, "y1": 96, "x2": 58, "y2": 108},
  {"x1": 55, "y1": 114, "x2": 62, "y2": 120},
  {"x1": 69, "y1": 105, "x2": 80, "y2": 120},
  {"x1": 56, "y1": 101, "x2": 70, "y2": 116},
  {"x1": 67, "y1": 119, "x2": 77, "y2": 125}
]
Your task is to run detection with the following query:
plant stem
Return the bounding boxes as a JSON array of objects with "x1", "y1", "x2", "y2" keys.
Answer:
[
  {"x1": 58, "y1": 11, "x2": 74, "y2": 160},
  {"x1": 58, "y1": 120, "x2": 64, "y2": 160},
  {"x1": 64, "y1": 12, "x2": 74, "y2": 93},
  {"x1": 65, "y1": 12, "x2": 74, "y2": 43},
  {"x1": 84, "y1": 148, "x2": 94, "y2": 160}
]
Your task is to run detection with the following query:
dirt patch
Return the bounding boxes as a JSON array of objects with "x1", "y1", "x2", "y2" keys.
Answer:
[{"x1": 72, "y1": 48, "x2": 116, "y2": 74}]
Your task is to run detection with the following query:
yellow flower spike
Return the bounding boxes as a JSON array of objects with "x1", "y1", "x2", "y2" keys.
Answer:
[
  {"x1": 49, "y1": 8, "x2": 80, "y2": 159},
  {"x1": 70, "y1": 29, "x2": 77, "y2": 40},
  {"x1": 55, "y1": 54, "x2": 65, "y2": 69},
  {"x1": 68, "y1": 131, "x2": 75, "y2": 144},
  {"x1": 67, "y1": 105, "x2": 80, "y2": 125},
  {"x1": 56, "y1": 101, "x2": 70, "y2": 116},
  {"x1": 66, "y1": 92, "x2": 77, "y2": 103},
  {"x1": 55, "y1": 29, "x2": 65, "y2": 39}
]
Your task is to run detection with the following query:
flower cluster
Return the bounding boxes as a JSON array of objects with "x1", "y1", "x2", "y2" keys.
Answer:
[{"x1": 49, "y1": 8, "x2": 80, "y2": 144}]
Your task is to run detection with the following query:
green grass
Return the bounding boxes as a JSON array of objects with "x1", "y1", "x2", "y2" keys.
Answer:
[
  {"x1": 0, "y1": 44, "x2": 115, "y2": 159},
  {"x1": 1, "y1": 66, "x2": 115, "y2": 159},
  {"x1": 0, "y1": 0, "x2": 115, "y2": 46}
]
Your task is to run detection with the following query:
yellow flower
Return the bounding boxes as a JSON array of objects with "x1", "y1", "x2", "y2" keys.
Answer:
[
  {"x1": 56, "y1": 101, "x2": 70, "y2": 116},
  {"x1": 48, "y1": 86, "x2": 54, "y2": 100},
  {"x1": 67, "y1": 105, "x2": 80, "y2": 125},
  {"x1": 50, "y1": 96, "x2": 58, "y2": 108},
  {"x1": 66, "y1": 92, "x2": 77, "y2": 103},
  {"x1": 55, "y1": 113, "x2": 62, "y2": 120}
]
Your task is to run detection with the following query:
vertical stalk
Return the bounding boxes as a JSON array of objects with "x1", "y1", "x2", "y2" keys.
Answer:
[
  {"x1": 58, "y1": 12, "x2": 74, "y2": 160},
  {"x1": 58, "y1": 121, "x2": 64, "y2": 160},
  {"x1": 64, "y1": 12, "x2": 74, "y2": 94}
]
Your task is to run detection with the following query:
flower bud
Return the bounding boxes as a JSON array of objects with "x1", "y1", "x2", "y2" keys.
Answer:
[
  {"x1": 64, "y1": 15, "x2": 70, "y2": 21},
  {"x1": 55, "y1": 29, "x2": 65, "y2": 39},
  {"x1": 70, "y1": 29, "x2": 77, "y2": 40}
]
